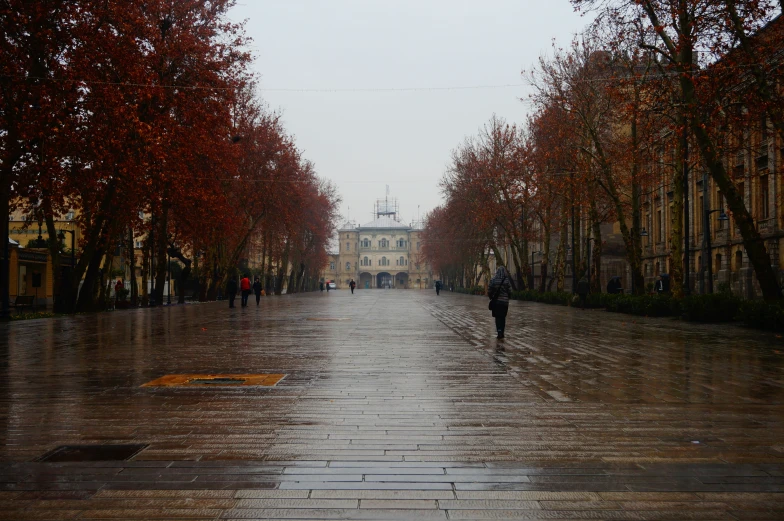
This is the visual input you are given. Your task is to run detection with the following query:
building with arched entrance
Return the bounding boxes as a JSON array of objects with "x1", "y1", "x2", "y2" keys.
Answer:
[{"x1": 323, "y1": 197, "x2": 433, "y2": 289}]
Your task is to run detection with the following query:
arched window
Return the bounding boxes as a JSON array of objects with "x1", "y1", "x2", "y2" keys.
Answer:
[
  {"x1": 397, "y1": 239, "x2": 406, "y2": 248},
  {"x1": 399, "y1": 256, "x2": 405, "y2": 266},
  {"x1": 363, "y1": 257, "x2": 369, "y2": 266},
  {"x1": 362, "y1": 239, "x2": 370, "y2": 248},
  {"x1": 380, "y1": 239, "x2": 389, "y2": 248},
  {"x1": 381, "y1": 257, "x2": 387, "y2": 266}
]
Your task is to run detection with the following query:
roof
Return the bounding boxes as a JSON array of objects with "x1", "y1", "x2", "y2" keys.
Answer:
[{"x1": 359, "y1": 216, "x2": 411, "y2": 230}]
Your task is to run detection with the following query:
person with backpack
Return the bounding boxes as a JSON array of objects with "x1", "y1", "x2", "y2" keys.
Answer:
[
  {"x1": 488, "y1": 266, "x2": 512, "y2": 340},
  {"x1": 253, "y1": 277, "x2": 263, "y2": 305},
  {"x1": 240, "y1": 274, "x2": 251, "y2": 307},
  {"x1": 577, "y1": 275, "x2": 590, "y2": 309},
  {"x1": 226, "y1": 277, "x2": 238, "y2": 308}
]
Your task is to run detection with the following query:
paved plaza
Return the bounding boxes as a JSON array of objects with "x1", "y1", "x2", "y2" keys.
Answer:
[{"x1": 1, "y1": 290, "x2": 783, "y2": 520}]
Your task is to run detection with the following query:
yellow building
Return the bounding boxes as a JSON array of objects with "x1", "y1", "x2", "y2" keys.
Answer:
[{"x1": 327, "y1": 198, "x2": 433, "y2": 290}]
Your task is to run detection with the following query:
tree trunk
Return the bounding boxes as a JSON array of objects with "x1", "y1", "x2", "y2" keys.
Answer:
[
  {"x1": 128, "y1": 228, "x2": 138, "y2": 307},
  {"x1": 153, "y1": 206, "x2": 169, "y2": 305},
  {"x1": 669, "y1": 116, "x2": 686, "y2": 299},
  {"x1": 141, "y1": 235, "x2": 149, "y2": 306}
]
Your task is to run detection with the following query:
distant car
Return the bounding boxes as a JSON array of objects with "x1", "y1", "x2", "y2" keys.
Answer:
[{"x1": 328, "y1": 281, "x2": 337, "y2": 290}]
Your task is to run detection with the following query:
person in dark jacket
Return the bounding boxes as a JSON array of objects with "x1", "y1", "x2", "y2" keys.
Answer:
[
  {"x1": 253, "y1": 277, "x2": 263, "y2": 305},
  {"x1": 349, "y1": 279, "x2": 356, "y2": 294},
  {"x1": 435, "y1": 280, "x2": 442, "y2": 295},
  {"x1": 488, "y1": 266, "x2": 512, "y2": 340},
  {"x1": 226, "y1": 277, "x2": 238, "y2": 308},
  {"x1": 607, "y1": 276, "x2": 622, "y2": 295},
  {"x1": 576, "y1": 275, "x2": 590, "y2": 308}
]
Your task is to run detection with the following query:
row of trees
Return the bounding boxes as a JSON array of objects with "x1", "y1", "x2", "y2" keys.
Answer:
[
  {"x1": 1, "y1": 0, "x2": 339, "y2": 313},
  {"x1": 423, "y1": 0, "x2": 783, "y2": 300}
]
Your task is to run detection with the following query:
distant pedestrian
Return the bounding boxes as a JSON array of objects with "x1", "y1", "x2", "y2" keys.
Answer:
[
  {"x1": 253, "y1": 277, "x2": 262, "y2": 305},
  {"x1": 349, "y1": 279, "x2": 356, "y2": 294},
  {"x1": 435, "y1": 280, "x2": 442, "y2": 296},
  {"x1": 226, "y1": 277, "x2": 238, "y2": 308},
  {"x1": 577, "y1": 275, "x2": 590, "y2": 308},
  {"x1": 654, "y1": 275, "x2": 666, "y2": 294},
  {"x1": 326, "y1": 281, "x2": 330, "y2": 292},
  {"x1": 320, "y1": 281, "x2": 324, "y2": 292},
  {"x1": 488, "y1": 266, "x2": 512, "y2": 340},
  {"x1": 240, "y1": 274, "x2": 251, "y2": 307},
  {"x1": 114, "y1": 279, "x2": 124, "y2": 304}
]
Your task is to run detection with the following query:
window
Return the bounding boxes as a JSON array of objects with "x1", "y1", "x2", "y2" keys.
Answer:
[
  {"x1": 734, "y1": 250, "x2": 743, "y2": 272},
  {"x1": 655, "y1": 210, "x2": 662, "y2": 243},
  {"x1": 399, "y1": 256, "x2": 405, "y2": 266},
  {"x1": 760, "y1": 176, "x2": 770, "y2": 219},
  {"x1": 715, "y1": 253, "x2": 722, "y2": 275},
  {"x1": 381, "y1": 257, "x2": 387, "y2": 266},
  {"x1": 66, "y1": 211, "x2": 75, "y2": 221},
  {"x1": 416, "y1": 242, "x2": 420, "y2": 250},
  {"x1": 346, "y1": 242, "x2": 350, "y2": 252},
  {"x1": 363, "y1": 256, "x2": 370, "y2": 266},
  {"x1": 380, "y1": 239, "x2": 389, "y2": 248},
  {"x1": 397, "y1": 239, "x2": 406, "y2": 248},
  {"x1": 696, "y1": 197, "x2": 703, "y2": 236},
  {"x1": 716, "y1": 191, "x2": 726, "y2": 230},
  {"x1": 346, "y1": 262, "x2": 351, "y2": 271},
  {"x1": 329, "y1": 262, "x2": 335, "y2": 271}
]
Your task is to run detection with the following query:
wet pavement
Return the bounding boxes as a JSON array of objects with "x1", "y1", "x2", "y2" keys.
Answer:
[{"x1": 1, "y1": 290, "x2": 783, "y2": 520}]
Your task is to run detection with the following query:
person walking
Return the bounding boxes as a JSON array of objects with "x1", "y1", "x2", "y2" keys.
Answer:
[
  {"x1": 320, "y1": 281, "x2": 324, "y2": 292},
  {"x1": 577, "y1": 275, "x2": 590, "y2": 309},
  {"x1": 326, "y1": 281, "x2": 330, "y2": 293},
  {"x1": 226, "y1": 277, "x2": 238, "y2": 308},
  {"x1": 488, "y1": 266, "x2": 512, "y2": 340},
  {"x1": 253, "y1": 277, "x2": 263, "y2": 305},
  {"x1": 435, "y1": 280, "x2": 442, "y2": 296},
  {"x1": 349, "y1": 279, "x2": 356, "y2": 294},
  {"x1": 240, "y1": 274, "x2": 251, "y2": 307}
]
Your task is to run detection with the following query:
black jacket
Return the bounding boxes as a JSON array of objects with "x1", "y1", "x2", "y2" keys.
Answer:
[{"x1": 226, "y1": 278, "x2": 238, "y2": 294}]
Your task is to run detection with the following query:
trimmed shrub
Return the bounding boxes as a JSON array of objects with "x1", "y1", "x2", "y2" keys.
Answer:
[
  {"x1": 738, "y1": 299, "x2": 784, "y2": 331},
  {"x1": 679, "y1": 293, "x2": 741, "y2": 323},
  {"x1": 455, "y1": 286, "x2": 485, "y2": 296},
  {"x1": 605, "y1": 294, "x2": 675, "y2": 317},
  {"x1": 511, "y1": 290, "x2": 572, "y2": 306}
]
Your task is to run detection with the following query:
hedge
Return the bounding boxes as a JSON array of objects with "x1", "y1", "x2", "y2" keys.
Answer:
[
  {"x1": 737, "y1": 299, "x2": 784, "y2": 331},
  {"x1": 455, "y1": 286, "x2": 781, "y2": 331}
]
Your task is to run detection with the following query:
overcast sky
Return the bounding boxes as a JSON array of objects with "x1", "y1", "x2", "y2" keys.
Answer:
[{"x1": 229, "y1": 1, "x2": 592, "y2": 226}]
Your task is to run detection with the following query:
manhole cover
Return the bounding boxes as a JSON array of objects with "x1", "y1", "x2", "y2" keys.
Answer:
[
  {"x1": 142, "y1": 374, "x2": 286, "y2": 387},
  {"x1": 36, "y1": 444, "x2": 148, "y2": 462},
  {"x1": 189, "y1": 377, "x2": 245, "y2": 385}
]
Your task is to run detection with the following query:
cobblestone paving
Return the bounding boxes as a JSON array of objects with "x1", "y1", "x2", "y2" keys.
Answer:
[{"x1": 0, "y1": 291, "x2": 782, "y2": 519}]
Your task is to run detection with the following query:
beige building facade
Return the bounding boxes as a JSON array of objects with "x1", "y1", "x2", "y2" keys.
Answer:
[{"x1": 323, "y1": 200, "x2": 433, "y2": 290}]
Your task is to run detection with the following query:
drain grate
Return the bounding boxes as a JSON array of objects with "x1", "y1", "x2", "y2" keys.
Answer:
[
  {"x1": 142, "y1": 374, "x2": 286, "y2": 387},
  {"x1": 36, "y1": 444, "x2": 148, "y2": 462}
]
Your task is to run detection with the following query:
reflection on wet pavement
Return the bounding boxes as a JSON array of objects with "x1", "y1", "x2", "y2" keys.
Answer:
[{"x1": 0, "y1": 290, "x2": 782, "y2": 518}]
